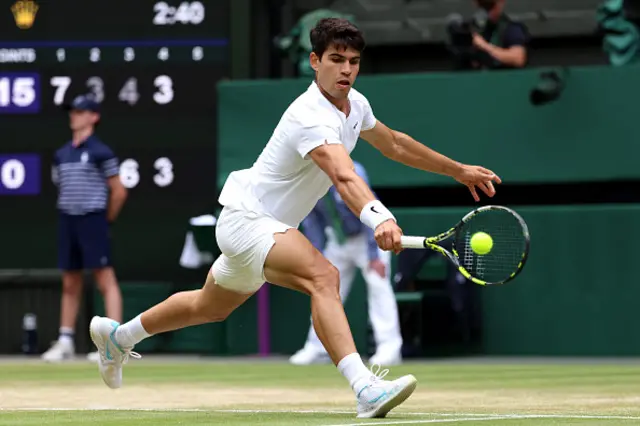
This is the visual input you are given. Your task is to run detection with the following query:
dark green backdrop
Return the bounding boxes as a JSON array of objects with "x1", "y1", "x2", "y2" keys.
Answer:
[
  {"x1": 218, "y1": 64, "x2": 638, "y2": 188},
  {"x1": 211, "y1": 63, "x2": 639, "y2": 357},
  {"x1": 87, "y1": 204, "x2": 640, "y2": 357}
]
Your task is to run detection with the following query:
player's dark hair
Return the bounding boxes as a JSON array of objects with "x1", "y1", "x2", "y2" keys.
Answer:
[{"x1": 310, "y1": 18, "x2": 365, "y2": 59}]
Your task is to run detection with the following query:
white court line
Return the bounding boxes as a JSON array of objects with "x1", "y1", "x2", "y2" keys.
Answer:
[
  {"x1": 321, "y1": 414, "x2": 640, "y2": 426},
  {"x1": 322, "y1": 417, "x2": 509, "y2": 425},
  {"x1": 0, "y1": 407, "x2": 640, "y2": 420},
  {"x1": 2, "y1": 408, "x2": 640, "y2": 422}
]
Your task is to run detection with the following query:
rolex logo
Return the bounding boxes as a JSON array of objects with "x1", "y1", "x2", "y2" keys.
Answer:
[{"x1": 11, "y1": 1, "x2": 39, "y2": 30}]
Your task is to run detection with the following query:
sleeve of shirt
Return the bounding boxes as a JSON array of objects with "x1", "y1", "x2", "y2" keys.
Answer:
[
  {"x1": 99, "y1": 145, "x2": 120, "y2": 179},
  {"x1": 296, "y1": 123, "x2": 342, "y2": 159},
  {"x1": 300, "y1": 202, "x2": 328, "y2": 252},
  {"x1": 360, "y1": 97, "x2": 377, "y2": 131},
  {"x1": 504, "y1": 23, "x2": 528, "y2": 48}
]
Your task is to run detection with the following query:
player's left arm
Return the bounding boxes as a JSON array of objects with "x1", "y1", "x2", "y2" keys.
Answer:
[
  {"x1": 100, "y1": 146, "x2": 128, "y2": 223},
  {"x1": 360, "y1": 120, "x2": 501, "y2": 201},
  {"x1": 360, "y1": 120, "x2": 463, "y2": 177}
]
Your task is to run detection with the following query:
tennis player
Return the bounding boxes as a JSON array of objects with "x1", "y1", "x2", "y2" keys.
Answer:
[{"x1": 90, "y1": 18, "x2": 501, "y2": 419}]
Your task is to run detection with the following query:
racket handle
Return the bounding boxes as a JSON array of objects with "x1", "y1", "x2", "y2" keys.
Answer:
[{"x1": 400, "y1": 236, "x2": 427, "y2": 249}]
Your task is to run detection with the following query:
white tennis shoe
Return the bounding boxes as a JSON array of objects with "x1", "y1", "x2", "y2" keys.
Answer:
[
  {"x1": 355, "y1": 365, "x2": 417, "y2": 418},
  {"x1": 41, "y1": 339, "x2": 74, "y2": 362},
  {"x1": 89, "y1": 316, "x2": 141, "y2": 389},
  {"x1": 289, "y1": 345, "x2": 332, "y2": 365}
]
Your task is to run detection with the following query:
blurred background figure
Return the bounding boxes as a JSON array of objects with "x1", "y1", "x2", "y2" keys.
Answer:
[
  {"x1": 290, "y1": 161, "x2": 403, "y2": 366},
  {"x1": 42, "y1": 94, "x2": 127, "y2": 362},
  {"x1": 446, "y1": 0, "x2": 530, "y2": 70},
  {"x1": 597, "y1": 0, "x2": 640, "y2": 65},
  {"x1": 274, "y1": 8, "x2": 355, "y2": 77}
]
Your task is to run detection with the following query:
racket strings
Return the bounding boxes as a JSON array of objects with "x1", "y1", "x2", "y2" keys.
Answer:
[{"x1": 455, "y1": 209, "x2": 527, "y2": 283}]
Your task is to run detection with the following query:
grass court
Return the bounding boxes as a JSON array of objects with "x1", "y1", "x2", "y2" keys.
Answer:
[{"x1": 2, "y1": 357, "x2": 640, "y2": 425}]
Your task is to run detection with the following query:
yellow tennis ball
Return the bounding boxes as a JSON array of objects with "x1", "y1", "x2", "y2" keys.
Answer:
[{"x1": 470, "y1": 232, "x2": 493, "y2": 255}]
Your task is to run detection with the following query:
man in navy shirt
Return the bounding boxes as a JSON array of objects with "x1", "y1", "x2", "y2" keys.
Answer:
[
  {"x1": 290, "y1": 161, "x2": 403, "y2": 366},
  {"x1": 471, "y1": 0, "x2": 529, "y2": 69},
  {"x1": 42, "y1": 95, "x2": 128, "y2": 362}
]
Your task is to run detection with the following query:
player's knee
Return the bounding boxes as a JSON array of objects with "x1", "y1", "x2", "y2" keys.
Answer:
[
  {"x1": 192, "y1": 290, "x2": 231, "y2": 323},
  {"x1": 309, "y1": 262, "x2": 340, "y2": 298},
  {"x1": 198, "y1": 309, "x2": 229, "y2": 323}
]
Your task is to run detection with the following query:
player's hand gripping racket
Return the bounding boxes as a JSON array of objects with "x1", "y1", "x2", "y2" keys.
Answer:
[{"x1": 400, "y1": 205, "x2": 530, "y2": 285}]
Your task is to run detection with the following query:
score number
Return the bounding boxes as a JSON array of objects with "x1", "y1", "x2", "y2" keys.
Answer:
[
  {"x1": 119, "y1": 157, "x2": 174, "y2": 189},
  {"x1": 50, "y1": 76, "x2": 174, "y2": 106},
  {"x1": 0, "y1": 154, "x2": 40, "y2": 195},
  {"x1": 0, "y1": 74, "x2": 40, "y2": 113},
  {"x1": 55, "y1": 47, "x2": 204, "y2": 63},
  {"x1": 154, "y1": 2, "x2": 205, "y2": 25}
]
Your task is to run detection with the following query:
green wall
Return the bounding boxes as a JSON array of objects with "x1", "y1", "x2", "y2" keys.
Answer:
[
  {"x1": 84, "y1": 204, "x2": 640, "y2": 356},
  {"x1": 393, "y1": 204, "x2": 640, "y2": 356},
  {"x1": 214, "y1": 64, "x2": 640, "y2": 356},
  {"x1": 218, "y1": 64, "x2": 639, "y2": 188}
]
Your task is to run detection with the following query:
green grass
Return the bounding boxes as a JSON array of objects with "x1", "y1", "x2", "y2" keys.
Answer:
[
  {"x1": 2, "y1": 360, "x2": 640, "y2": 425},
  {"x1": 4, "y1": 362, "x2": 640, "y2": 388},
  {"x1": 3, "y1": 411, "x2": 640, "y2": 426}
]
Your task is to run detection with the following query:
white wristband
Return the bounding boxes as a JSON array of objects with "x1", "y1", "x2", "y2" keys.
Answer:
[{"x1": 360, "y1": 200, "x2": 396, "y2": 230}]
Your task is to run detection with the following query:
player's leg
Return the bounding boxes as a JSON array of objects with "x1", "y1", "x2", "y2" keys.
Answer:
[
  {"x1": 43, "y1": 213, "x2": 82, "y2": 362},
  {"x1": 359, "y1": 248, "x2": 403, "y2": 366},
  {"x1": 90, "y1": 269, "x2": 253, "y2": 388},
  {"x1": 264, "y1": 229, "x2": 358, "y2": 364},
  {"x1": 290, "y1": 239, "x2": 356, "y2": 365},
  {"x1": 128, "y1": 271, "x2": 253, "y2": 336},
  {"x1": 89, "y1": 207, "x2": 260, "y2": 388},
  {"x1": 264, "y1": 229, "x2": 416, "y2": 418}
]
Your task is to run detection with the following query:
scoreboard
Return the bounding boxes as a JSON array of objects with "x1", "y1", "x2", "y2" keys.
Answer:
[{"x1": 1, "y1": 0, "x2": 229, "y2": 279}]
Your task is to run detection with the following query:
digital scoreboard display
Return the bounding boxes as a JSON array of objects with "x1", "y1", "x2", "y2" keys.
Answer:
[{"x1": 1, "y1": 0, "x2": 229, "y2": 279}]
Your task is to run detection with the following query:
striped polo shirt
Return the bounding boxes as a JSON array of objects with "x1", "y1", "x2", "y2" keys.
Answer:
[{"x1": 53, "y1": 135, "x2": 119, "y2": 215}]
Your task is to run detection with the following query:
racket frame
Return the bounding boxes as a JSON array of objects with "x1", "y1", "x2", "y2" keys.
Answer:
[{"x1": 400, "y1": 205, "x2": 530, "y2": 286}]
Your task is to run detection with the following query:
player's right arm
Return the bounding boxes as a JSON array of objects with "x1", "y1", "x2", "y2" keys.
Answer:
[
  {"x1": 308, "y1": 143, "x2": 374, "y2": 218},
  {"x1": 307, "y1": 143, "x2": 403, "y2": 253}
]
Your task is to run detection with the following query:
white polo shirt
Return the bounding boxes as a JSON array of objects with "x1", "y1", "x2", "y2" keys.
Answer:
[{"x1": 218, "y1": 81, "x2": 377, "y2": 227}]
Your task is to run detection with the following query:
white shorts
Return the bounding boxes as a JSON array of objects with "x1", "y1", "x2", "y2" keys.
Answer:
[{"x1": 211, "y1": 206, "x2": 293, "y2": 293}]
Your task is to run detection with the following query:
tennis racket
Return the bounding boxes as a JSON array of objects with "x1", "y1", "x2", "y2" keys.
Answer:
[{"x1": 400, "y1": 205, "x2": 530, "y2": 286}]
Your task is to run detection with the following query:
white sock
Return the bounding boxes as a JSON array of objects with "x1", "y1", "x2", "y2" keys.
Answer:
[
  {"x1": 114, "y1": 314, "x2": 151, "y2": 348},
  {"x1": 337, "y1": 353, "x2": 373, "y2": 393},
  {"x1": 58, "y1": 327, "x2": 74, "y2": 346}
]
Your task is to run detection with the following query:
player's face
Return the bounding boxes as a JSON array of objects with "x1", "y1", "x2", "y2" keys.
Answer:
[
  {"x1": 311, "y1": 44, "x2": 361, "y2": 99},
  {"x1": 69, "y1": 110, "x2": 98, "y2": 130}
]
